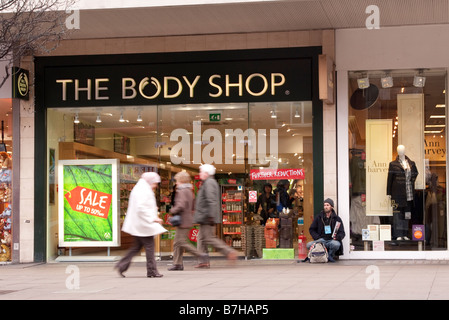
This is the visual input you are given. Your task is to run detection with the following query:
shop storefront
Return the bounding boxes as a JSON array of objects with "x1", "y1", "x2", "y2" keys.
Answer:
[
  {"x1": 336, "y1": 25, "x2": 449, "y2": 259},
  {"x1": 34, "y1": 47, "x2": 324, "y2": 261},
  {"x1": 0, "y1": 66, "x2": 24, "y2": 263}
]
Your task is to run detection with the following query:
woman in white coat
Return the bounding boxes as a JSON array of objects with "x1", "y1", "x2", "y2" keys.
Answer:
[{"x1": 115, "y1": 172, "x2": 167, "y2": 278}]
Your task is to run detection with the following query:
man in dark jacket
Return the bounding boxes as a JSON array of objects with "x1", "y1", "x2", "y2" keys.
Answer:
[
  {"x1": 307, "y1": 198, "x2": 345, "y2": 262},
  {"x1": 193, "y1": 164, "x2": 237, "y2": 268}
]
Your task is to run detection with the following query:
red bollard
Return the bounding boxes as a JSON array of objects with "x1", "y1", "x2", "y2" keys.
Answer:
[{"x1": 298, "y1": 235, "x2": 307, "y2": 260}]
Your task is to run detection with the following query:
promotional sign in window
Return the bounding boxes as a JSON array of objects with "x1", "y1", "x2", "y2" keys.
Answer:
[
  {"x1": 58, "y1": 159, "x2": 120, "y2": 247},
  {"x1": 249, "y1": 168, "x2": 305, "y2": 180},
  {"x1": 397, "y1": 93, "x2": 425, "y2": 190},
  {"x1": 365, "y1": 119, "x2": 393, "y2": 216},
  {"x1": 412, "y1": 225, "x2": 425, "y2": 241}
]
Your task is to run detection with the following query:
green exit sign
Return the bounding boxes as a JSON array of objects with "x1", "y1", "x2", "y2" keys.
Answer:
[{"x1": 209, "y1": 113, "x2": 221, "y2": 122}]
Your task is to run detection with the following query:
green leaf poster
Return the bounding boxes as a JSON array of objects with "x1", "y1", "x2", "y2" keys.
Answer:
[{"x1": 58, "y1": 159, "x2": 120, "y2": 247}]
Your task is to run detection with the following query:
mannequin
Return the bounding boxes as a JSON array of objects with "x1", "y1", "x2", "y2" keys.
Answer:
[{"x1": 386, "y1": 145, "x2": 419, "y2": 241}]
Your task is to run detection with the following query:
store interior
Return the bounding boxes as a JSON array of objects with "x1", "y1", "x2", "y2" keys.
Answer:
[
  {"x1": 47, "y1": 101, "x2": 314, "y2": 260},
  {"x1": 348, "y1": 68, "x2": 447, "y2": 251}
]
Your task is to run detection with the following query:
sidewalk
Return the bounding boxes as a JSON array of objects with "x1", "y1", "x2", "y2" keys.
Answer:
[{"x1": 2, "y1": 257, "x2": 449, "y2": 301}]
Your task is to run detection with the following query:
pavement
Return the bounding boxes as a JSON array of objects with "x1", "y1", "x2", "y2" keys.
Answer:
[{"x1": 2, "y1": 256, "x2": 449, "y2": 304}]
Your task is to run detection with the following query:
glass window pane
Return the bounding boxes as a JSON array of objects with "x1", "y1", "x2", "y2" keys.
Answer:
[
  {"x1": 348, "y1": 69, "x2": 447, "y2": 251},
  {"x1": 47, "y1": 101, "x2": 314, "y2": 258}
]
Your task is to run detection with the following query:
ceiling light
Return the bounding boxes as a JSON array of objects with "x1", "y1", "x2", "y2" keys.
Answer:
[
  {"x1": 425, "y1": 124, "x2": 445, "y2": 128},
  {"x1": 381, "y1": 76, "x2": 393, "y2": 88},
  {"x1": 430, "y1": 115, "x2": 445, "y2": 119},
  {"x1": 74, "y1": 113, "x2": 80, "y2": 124},
  {"x1": 271, "y1": 104, "x2": 277, "y2": 118},
  {"x1": 436, "y1": 104, "x2": 446, "y2": 108},
  {"x1": 413, "y1": 75, "x2": 426, "y2": 87},
  {"x1": 96, "y1": 114, "x2": 102, "y2": 123},
  {"x1": 357, "y1": 77, "x2": 370, "y2": 89}
]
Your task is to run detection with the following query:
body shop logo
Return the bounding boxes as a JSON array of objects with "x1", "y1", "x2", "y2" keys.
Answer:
[
  {"x1": 56, "y1": 72, "x2": 286, "y2": 102},
  {"x1": 12, "y1": 67, "x2": 29, "y2": 100}
]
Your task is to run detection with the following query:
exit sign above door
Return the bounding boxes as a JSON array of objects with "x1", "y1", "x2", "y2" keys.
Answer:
[{"x1": 209, "y1": 113, "x2": 221, "y2": 122}]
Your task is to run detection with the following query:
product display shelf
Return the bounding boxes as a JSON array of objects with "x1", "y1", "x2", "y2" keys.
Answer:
[{"x1": 221, "y1": 185, "x2": 244, "y2": 249}]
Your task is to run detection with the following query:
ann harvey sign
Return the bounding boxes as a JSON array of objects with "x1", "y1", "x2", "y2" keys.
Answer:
[{"x1": 39, "y1": 48, "x2": 317, "y2": 107}]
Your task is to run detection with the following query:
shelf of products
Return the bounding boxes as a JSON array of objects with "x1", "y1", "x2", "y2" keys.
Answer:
[
  {"x1": 0, "y1": 152, "x2": 12, "y2": 262},
  {"x1": 221, "y1": 184, "x2": 244, "y2": 249}
]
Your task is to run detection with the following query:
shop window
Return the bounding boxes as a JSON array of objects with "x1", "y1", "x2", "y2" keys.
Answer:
[
  {"x1": 348, "y1": 69, "x2": 447, "y2": 251},
  {"x1": 248, "y1": 101, "x2": 313, "y2": 245},
  {"x1": 0, "y1": 99, "x2": 12, "y2": 262},
  {"x1": 47, "y1": 101, "x2": 313, "y2": 259}
]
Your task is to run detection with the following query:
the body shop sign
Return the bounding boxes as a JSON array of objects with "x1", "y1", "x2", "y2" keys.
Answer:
[
  {"x1": 58, "y1": 159, "x2": 120, "y2": 247},
  {"x1": 37, "y1": 48, "x2": 317, "y2": 107}
]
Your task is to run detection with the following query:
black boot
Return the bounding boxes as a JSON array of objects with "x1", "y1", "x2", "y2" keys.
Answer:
[{"x1": 168, "y1": 264, "x2": 184, "y2": 271}]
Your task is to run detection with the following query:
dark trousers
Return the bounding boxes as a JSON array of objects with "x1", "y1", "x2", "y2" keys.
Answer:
[
  {"x1": 116, "y1": 236, "x2": 159, "y2": 276},
  {"x1": 197, "y1": 224, "x2": 235, "y2": 258}
]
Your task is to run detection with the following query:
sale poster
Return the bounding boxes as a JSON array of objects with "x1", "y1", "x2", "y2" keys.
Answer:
[{"x1": 58, "y1": 159, "x2": 120, "y2": 247}]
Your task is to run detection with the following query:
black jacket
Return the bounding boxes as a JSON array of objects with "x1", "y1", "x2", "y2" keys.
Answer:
[
  {"x1": 309, "y1": 209, "x2": 345, "y2": 255},
  {"x1": 193, "y1": 177, "x2": 220, "y2": 225},
  {"x1": 386, "y1": 156, "x2": 418, "y2": 208},
  {"x1": 255, "y1": 191, "x2": 277, "y2": 225}
]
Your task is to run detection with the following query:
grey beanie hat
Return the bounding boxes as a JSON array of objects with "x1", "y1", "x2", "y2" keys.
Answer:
[{"x1": 324, "y1": 198, "x2": 334, "y2": 207}]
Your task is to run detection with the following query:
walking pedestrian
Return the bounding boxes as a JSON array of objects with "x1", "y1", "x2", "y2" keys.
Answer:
[
  {"x1": 168, "y1": 171, "x2": 207, "y2": 271},
  {"x1": 193, "y1": 164, "x2": 237, "y2": 268},
  {"x1": 115, "y1": 172, "x2": 167, "y2": 277}
]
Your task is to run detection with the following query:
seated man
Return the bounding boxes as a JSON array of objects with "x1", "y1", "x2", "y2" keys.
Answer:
[{"x1": 307, "y1": 198, "x2": 345, "y2": 262}]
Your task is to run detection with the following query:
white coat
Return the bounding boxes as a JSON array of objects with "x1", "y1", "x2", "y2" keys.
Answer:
[{"x1": 122, "y1": 179, "x2": 167, "y2": 237}]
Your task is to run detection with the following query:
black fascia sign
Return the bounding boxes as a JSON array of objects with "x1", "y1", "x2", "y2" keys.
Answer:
[{"x1": 41, "y1": 52, "x2": 314, "y2": 107}]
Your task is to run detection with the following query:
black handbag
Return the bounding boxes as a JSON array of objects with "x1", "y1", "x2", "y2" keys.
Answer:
[{"x1": 169, "y1": 215, "x2": 182, "y2": 226}]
